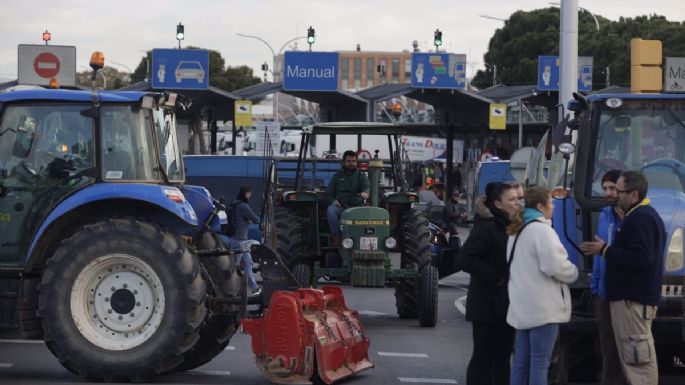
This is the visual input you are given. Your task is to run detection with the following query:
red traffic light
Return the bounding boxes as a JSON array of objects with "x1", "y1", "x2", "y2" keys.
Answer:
[{"x1": 42, "y1": 30, "x2": 51, "y2": 43}]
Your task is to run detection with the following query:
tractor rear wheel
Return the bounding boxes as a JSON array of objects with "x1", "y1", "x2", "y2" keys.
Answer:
[
  {"x1": 38, "y1": 217, "x2": 206, "y2": 381},
  {"x1": 175, "y1": 232, "x2": 242, "y2": 372},
  {"x1": 394, "y1": 209, "x2": 432, "y2": 321},
  {"x1": 274, "y1": 206, "x2": 305, "y2": 268}
]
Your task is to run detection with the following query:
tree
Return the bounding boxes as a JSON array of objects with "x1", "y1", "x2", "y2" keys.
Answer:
[
  {"x1": 76, "y1": 66, "x2": 130, "y2": 90},
  {"x1": 471, "y1": 8, "x2": 685, "y2": 90},
  {"x1": 129, "y1": 47, "x2": 261, "y2": 93}
]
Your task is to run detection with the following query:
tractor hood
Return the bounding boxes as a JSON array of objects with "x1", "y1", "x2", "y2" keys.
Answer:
[{"x1": 647, "y1": 187, "x2": 685, "y2": 240}]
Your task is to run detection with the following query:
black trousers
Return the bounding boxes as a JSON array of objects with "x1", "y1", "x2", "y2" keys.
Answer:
[{"x1": 467, "y1": 320, "x2": 516, "y2": 385}]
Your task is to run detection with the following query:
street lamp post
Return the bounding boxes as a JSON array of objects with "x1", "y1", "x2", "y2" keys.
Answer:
[
  {"x1": 549, "y1": 2, "x2": 599, "y2": 31},
  {"x1": 236, "y1": 33, "x2": 306, "y2": 123}
]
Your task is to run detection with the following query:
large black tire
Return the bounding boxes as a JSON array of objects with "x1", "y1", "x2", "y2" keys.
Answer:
[
  {"x1": 273, "y1": 206, "x2": 305, "y2": 268},
  {"x1": 395, "y1": 209, "x2": 432, "y2": 319},
  {"x1": 656, "y1": 342, "x2": 685, "y2": 375},
  {"x1": 418, "y1": 265, "x2": 439, "y2": 327},
  {"x1": 38, "y1": 218, "x2": 206, "y2": 382},
  {"x1": 175, "y1": 232, "x2": 243, "y2": 372},
  {"x1": 293, "y1": 263, "x2": 312, "y2": 288}
]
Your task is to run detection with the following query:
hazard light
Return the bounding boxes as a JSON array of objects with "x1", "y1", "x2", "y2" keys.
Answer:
[
  {"x1": 48, "y1": 78, "x2": 59, "y2": 89},
  {"x1": 89, "y1": 51, "x2": 105, "y2": 70}
]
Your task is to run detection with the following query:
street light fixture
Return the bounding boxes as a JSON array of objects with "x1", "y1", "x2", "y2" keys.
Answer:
[
  {"x1": 176, "y1": 22, "x2": 184, "y2": 48},
  {"x1": 549, "y1": 2, "x2": 599, "y2": 31},
  {"x1": 235, "y1": 32, "x2": 306, "y2": 123}
]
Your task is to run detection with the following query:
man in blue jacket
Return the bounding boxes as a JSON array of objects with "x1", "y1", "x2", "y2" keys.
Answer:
[
  {"x1": 582, "y1": 171, "x2": 665, "y2": 385},
  {"x1": 584, "y1": 170, "x2": 626, "y2": 385}
]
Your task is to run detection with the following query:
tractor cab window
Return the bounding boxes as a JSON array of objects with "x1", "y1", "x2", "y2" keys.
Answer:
[
  {"x1": 591, "y1": 100, "x2": 685, "y2": 197},
  {"x1": 0, "y1": 104, "x2": 94, "y2": 181},
  {"x1": 101, "y1": 105, "x2": 159, "y2": 181},
  {"x1": 153, "y1": 108, "x2": 184, "y2": 182}
]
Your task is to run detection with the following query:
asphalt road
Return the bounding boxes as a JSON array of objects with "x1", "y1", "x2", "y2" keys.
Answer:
[{"x1": 1, "y1": 275, "x2": 683, "y2": 384}]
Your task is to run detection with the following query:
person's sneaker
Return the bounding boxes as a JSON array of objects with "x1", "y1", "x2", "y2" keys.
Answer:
[{"x1": 251, "y1": 287, "x2": 262, "y2": 296}]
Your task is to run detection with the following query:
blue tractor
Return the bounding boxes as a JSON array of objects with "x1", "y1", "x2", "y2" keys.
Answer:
[
  {"x1": 475, "y1": 92, "x2": 685, "y2": 382},
  {"x1": 548, "y1": 92, "x2": 685, "y2": 382},
  {"x1": 0, "y1": 88, "x2": 245, "y2": 380}
]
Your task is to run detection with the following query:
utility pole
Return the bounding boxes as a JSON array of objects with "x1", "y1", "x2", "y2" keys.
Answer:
[{"x1": 559, "y1": 0, "x2": 578, "y2": 122}]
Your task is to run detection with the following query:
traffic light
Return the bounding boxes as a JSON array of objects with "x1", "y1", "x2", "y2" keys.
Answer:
[
  {"x1": 307, "y1": 26, "x2": 315, "y2": 44},
  {"x1": 176, "y1": 23, "x2": 185, "y2": 41},
  {"x1": 42, "y1": 29, "x2": 51, "y2": 45},
  {"x1": 630, "y1": 38, "x2": 662, "y2": 93},
  {"x1": 434, "y1": 29, "x2": 443, "y2": 48}
]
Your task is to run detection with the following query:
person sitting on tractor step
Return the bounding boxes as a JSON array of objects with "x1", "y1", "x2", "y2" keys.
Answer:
[{"x1": 326, "y1": 150, "x2": 370, "y2": 246}]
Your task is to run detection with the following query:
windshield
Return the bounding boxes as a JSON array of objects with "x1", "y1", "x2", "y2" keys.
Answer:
[
  {"x1": 154, "y1": 108, "x2": 184, "y2": 181},
  {"x1": 589, "y1": 99, "x2": 685, "y2": 197},
  {"x1": 100, "y1": 105, "x2": 159, "y2": 181}
]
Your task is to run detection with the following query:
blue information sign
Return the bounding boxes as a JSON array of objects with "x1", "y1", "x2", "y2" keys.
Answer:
[
  {"x1": 537, "y1": 55, "x2": 593, "y2": 92},
  {"x1": 151, "y1": 49, "x2": 209, "y2": 90},
  {"x1": 283, "y1": 51, "x2": 339, "y2": 91},
  {"x1": 410, "y1": 53, "x2": 466, "y2": 89}
]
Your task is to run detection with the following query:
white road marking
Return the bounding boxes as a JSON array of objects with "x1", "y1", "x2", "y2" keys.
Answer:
[
  {"x1": 0, "y1": 362, "x2": 14, "y2": 368},
  {"x1": 357, "y1": 309, "x2": 388, "y2": 317},
  {"x1": 377, "y1": 352, "x2": 429, "y2": 358},
  {"x1": 399, "y1": 377, "x2": 457, "y2": 384},
  {"x1": 189, "y1": 370, "x2": 232, "y2": 376},
  {"x1": 454, "y1": 296, "x2": 467, "y2": 315},
  {"x1": 0, "y1": 339, "x2": 44, "y2": 344},
  {"x1": 224, "y1": 345, "x2": 235, "y2": 351}
]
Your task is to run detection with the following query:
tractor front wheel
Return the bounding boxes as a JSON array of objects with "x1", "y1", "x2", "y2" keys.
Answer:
[{"x1": 38, "y1": 217, "x2": 206, "y2": 381}]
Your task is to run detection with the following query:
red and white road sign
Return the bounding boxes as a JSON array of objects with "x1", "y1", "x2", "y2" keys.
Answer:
[
  {"x1": 18, "y1": 44, "x2": 76, "y2": 86},
  {"x1": 33, "y1": 52, "x2": 61, "y2": 78}
]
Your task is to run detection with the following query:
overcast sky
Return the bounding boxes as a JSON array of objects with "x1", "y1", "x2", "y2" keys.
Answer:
[{"x1": 1, "y1": 0, "x2": 683, "y2": 83}]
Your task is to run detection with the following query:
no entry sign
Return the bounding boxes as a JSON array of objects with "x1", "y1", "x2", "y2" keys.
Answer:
[
  {"x1": 18, "y1": 44, "x2": 76, "y2": 86},
  {"x1": 34, "y1": 52, "x2": 60, "y2": 78}
]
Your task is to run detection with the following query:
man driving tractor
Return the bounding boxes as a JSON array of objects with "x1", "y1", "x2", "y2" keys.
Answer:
[{"x1": 326, "y1": 150, "x2": 370, "y2": 246}]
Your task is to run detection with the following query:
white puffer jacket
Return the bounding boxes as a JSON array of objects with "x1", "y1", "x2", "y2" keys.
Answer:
[{"x1": 506, "y1": 218, "x2": 579, "y2": 330}]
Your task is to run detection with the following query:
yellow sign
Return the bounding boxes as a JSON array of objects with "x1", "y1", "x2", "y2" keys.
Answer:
[
  {"x1": 234, "y1": 100, "x2": 253, "y2": 127},
  {"x1": 489, "y1": 103, "x2": 507, "y2": 130}
]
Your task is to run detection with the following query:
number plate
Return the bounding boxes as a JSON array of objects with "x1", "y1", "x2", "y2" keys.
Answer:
[{"x1": 360, "y1": 237, "x2": 378, "y2": 250}]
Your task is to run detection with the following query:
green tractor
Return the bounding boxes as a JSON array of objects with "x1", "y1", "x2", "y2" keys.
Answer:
[{"x1": 271, "y1": 122, "x2": 438, "y2": 327}]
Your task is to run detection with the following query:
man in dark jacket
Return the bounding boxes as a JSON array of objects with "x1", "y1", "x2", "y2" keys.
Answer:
[
  {"x1": 326, "y1": 151, "x2": 370, "y2": 240},
  {"x1": 581, "y1": 171, "x2": 665, "y2": 385}
]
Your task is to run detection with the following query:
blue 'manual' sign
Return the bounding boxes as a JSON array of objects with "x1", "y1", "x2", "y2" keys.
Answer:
[{"x1": 283, "y1": 51, "x2": 339, "y2": 91}]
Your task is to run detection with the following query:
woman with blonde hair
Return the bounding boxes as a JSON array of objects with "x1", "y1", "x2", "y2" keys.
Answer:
[{"x1": 506, "y1": 186, "x2": 578, "y2": 385}]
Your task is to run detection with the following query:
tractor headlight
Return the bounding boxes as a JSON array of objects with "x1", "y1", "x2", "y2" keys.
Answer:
[
  {"x1": 665, "y1": 228, "x2": 684, "y2": 272},
  {"x1": 384, "y1": 237, "x2": 397, "y2": 249},
  {"x1": 342, "y1": 238, "x2": 354, "y2": 249}
]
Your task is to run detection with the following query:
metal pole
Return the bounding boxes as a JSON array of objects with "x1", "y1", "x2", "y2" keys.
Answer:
[
  {"x1": 518, "y1": 99, "x2": 523, "y2": 148},
  {"x1": 559, "y1": 0, "x2": 578, "y2": 122}
]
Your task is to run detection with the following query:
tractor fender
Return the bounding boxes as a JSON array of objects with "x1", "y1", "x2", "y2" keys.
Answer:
[
  {"x1": 182, "y1": 184, "x2": 221, "y2": 232},
  {"x1": 27, "y1": 183, "x2": 198, "y2": 262}
]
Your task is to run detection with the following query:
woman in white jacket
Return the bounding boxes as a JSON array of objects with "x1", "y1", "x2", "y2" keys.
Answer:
[{"x1": 506, "y1": 186, "x2": 578, "y2": 385}]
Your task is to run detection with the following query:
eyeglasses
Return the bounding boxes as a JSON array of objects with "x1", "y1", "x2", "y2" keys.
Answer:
[{"x1": 616, "y1": 189, "x2": 634, "y2": 195}]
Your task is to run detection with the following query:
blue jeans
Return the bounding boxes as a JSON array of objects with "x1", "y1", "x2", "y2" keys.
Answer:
[
  {"x1": 327, "y1": 204, "x2": 344, "y2": 235},
  {"x1": 218, "y1": 234, "x2": 259, "y2": 290},
  {"x1": 510, "y1": 323, "x2": 559, "y2": 385}
]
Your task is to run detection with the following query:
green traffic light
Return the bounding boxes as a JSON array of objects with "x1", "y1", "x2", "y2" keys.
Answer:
[
  {"x1": 434, "y1": 29, "x2": 442, "y2": 47},
  {"x1": 307, "y1": 26, "x2": 315, "y2": 45}
]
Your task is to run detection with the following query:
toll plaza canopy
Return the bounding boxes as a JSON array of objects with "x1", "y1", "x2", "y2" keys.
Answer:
[{"x1": 233, "y1": 81, "x2": 368, "y2": 122}]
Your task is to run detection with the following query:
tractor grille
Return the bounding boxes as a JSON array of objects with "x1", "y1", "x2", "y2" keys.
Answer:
[{"x1": 351, "y1": 250, "x2": 387, "y2": 287}]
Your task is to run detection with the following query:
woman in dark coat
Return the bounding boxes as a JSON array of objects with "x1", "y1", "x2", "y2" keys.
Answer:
[{"x1": 459, "y1": 181, "x2": 521, "y2": 385}]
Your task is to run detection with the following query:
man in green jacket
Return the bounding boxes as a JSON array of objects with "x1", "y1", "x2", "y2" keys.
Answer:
[{"x1": 326, "y1": 150, "x2": 370, "y2": 241}]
